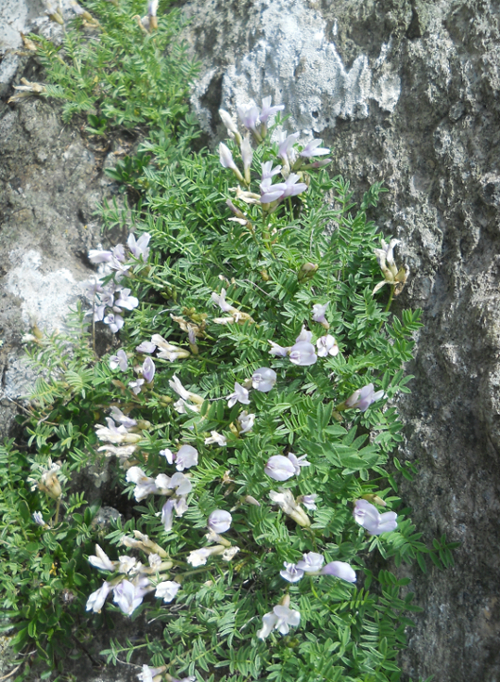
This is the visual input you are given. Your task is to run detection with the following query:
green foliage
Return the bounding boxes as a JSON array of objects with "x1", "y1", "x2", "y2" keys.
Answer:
[{"x1": 0, "y1": 1, "x2": 458, "y2": 680}]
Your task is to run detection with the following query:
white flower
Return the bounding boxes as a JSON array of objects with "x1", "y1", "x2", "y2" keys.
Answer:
[
  {"x1": 109, "y1": 349, "x2": 128, "y2": 371},
  {"x1": 287, "y1": 452, "x2": 310, "y2": 475},
  {"x1": 88, "y1": 545, "x2": 115, "y2": 571},
  {"x1": 264, "y1": 455, "x2": 296, "y2": 481},
  {"x1": 289, "y1": 341, "x2": 317, "y2": 366},
  {"x1": 346, "y1": 383, "x2": 385, "y2": 412},
  {"x1": 208, "y1": 510, "x2": 232, "y2": 534},
  {"x1": 112, "y1": 579, "x2": 148, "y2": 616},
  {"x1": 86, "y1": 581, "x2": 111, "y2": 613},
  {"x1": 127, "y1": 232, "x2": 151, "y2": 261},
  {"x1": 187, "y1": 548, "x2": 214, "y2": 567},
  {"x1": 204, "y1": 431, "x2": 227, "y2": 446},
  {"x1": 227, "y1": 382, "x2": 250, "y2": 408},
  {"x1": 353, "y1": 499, "x2": 397, "y2": 535},
  {"x1": 300, "y1": 494, "x2": 317, "y2": 510},
  {"x1": 237, "y1": 410, "x2": 255, "y2": 434},
  {"x1": 126, "y1": 467, "x2": 158, "y2": 501},
  {"x1": 296, "y1": 551, "x2": 324, "y2": 573},
  {"x1": 316, "y1": 334, "x2": 339, "y2": 357},
  {"x1": 222, "y1": 546, "x2": 240, "y2": 561},
  {"x1": 295, "y1": 326, "x2": 313, "y2": 343},
  {"x1": 257, "y1": 603, "x2": 301, "y2": 639},
  {"x1": 268, "y1": 341, "x2": 290, "y2": 357},
  {"x1": 312, "y1": 303, "x2": 329, "y2": 326},
  {"x1": 280, "y1": 562, "x2": 304, "y2": 583},
  {"x1": 321, "y1": 561, "x2": 357, "y2": 583},
  {"x1": 152, "y1": 334, "x2": 190, "y2": 361},
  {"x1": 174, "y1": 445, "x2": 198, "y2": 471},
  {"x1": 155, "y1": 581, "x2": 181, "y2": 603},
  {"x1": 117, "y1": 556, "x2": 139, "y2": 574},
  {"x1": 252, "y1": 367, "x2": 277, "y2": 392}
]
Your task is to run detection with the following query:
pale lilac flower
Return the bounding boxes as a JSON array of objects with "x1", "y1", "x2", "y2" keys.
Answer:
[
  {"x1": 204, "y1": 431, "x2": 227, "y2": 446},
  {"x1": 287, "y1": 452, "x2": 310, "y2": 475},
  {"x1": 353, "y1": 499, "x2": 397, "y2": 535},
  {"x1": 169, "y1": 472, "x2": 192, "y2": 496},
  {"x1": 260, "y1": 178, "x2": 287, "y2": 204},
  {"x1": 136, "y1": 340, "x2": 156, "y2": 353},
  {"x1": 300, "y1": 494, "x2": 318, "y2": 510},
  {"x1": 237, "y1": 410, "x2": 255, "y2": 434},
  {"x1": 252, "y1": 367, "x2": 277, "y2": 392},
  {"x1": 259, "y1": 96, "x2": 284, "y2": 124},
  {"x1": 296, "y1": 551, "x2": 324, "y2": 573},
  {"x1": 346, "y1": 383, "x2": 385, "y2": 412},
  {"x1": 141, "y1": 357, "x2": 155, "y2": 383},
  {"x1": 237, "y1": 104, "x2": 260, "y2": 132},
  {"x1": 109, "y1": 349, "x2": 128, "y2": 371},
  {"x1": 299, "y1": 139, "x2": 330, "y2": 158},
  {"x1": 109, "y1": 406, "x2": 137, "y2": 429},
  {"x1": 219, "y1": 143, "x2": 243, "y2": 181},
  {"x1": 317, "y1": 334, "x2": 339, "y2": 357},
  {"x1": 261, "y1": 160, "x2": 282, "y2": 180},
  {"x1": 211, "y1": 288, "x2": 232, "y2": 313},
  {"x1": 321, "y1": 561, "x2": 357, "y2": 583},
  {"x1": 278, "y1": 132, "x2": 300, "y2": 162},
  {"x1": 268, "y1": 341, "x2": 290, "y2": 357},
  {"x1": 159, "y1": 448, "x2": 175, "y2": 465},
  {"x1": 88, "y1": 249, "x2": 113, "y2": 264},
  {"x1": 127, "y1": 232, "x2": 151, "y2": 261},
  {"x1": 257, "y1": 603, "x2": 300, "y2": 639},
  {"x1": 161, "y1": 497, "x2": 189, "y2": 532},
  {"x1": 174, "y1": 445, "x2": 198, "y2": 471},
  {"x1": 95, "y1": 418, "x2": 140, "y2": 444},
  {"x1": 227, "y1": 382, "x2": 250, "y2": 408},
  {"x1": 126, "y1": 467, "x2": 158, "y2": 501},
  {"x1": 115, "y1": 288, "x2": 139, "y2": 311},
  {"x1": 265, "y1": 455, "x2": 296, "y2": 481},
  {"x1": 129, "y1": 378, "x2": 145, "y2": 395},
  {"x1": 32, "y1": 511, "x2": 45, "y2": 526},
  {"x1": 155, "y1": 581, "x2": 181, "y2": 603},
  {"x1": 280, "y1": 562, "x2": 304, "y2": 583},
  {"x1": 312, "y1": 303, "x2": 329, "y2": 325},
  {"x1": 137, "y1": 665, "x2": 154, "y2": 682},
  {"x1": 281, "y1": 173, "x2": 308, "y2": 198},
  {"x1": 86, "y1": 581, "x2": 111, "y2": 612},
  {"x1": 295, "y1": 326, "x2": 313, "y2": 343},
  {"x1": 112, "y1": 579, "x2": 147, "y2": 615},
  {"x1": 208, "y1": 510, "x2": 232, "y2": 534},
  {"x1": 89, "y1": 545, "x2": 115, "y2": 571},
  {"x1": 289, "y1": 341, "x2": 317, "y2": 366},
  {"x1": 103, "y1": 312, "x2": 124, "y2": 334}
]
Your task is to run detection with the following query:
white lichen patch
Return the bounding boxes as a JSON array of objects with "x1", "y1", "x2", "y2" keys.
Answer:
[
  {"x1": 193, "y1": 0, "x2": 401, "y2": 134},
  {"x1": 6, "y1": 249, "x2": 83, "y2": 333}
]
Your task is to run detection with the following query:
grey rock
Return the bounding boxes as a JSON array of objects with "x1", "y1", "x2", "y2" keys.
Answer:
[{"x1": 179, "y1": 0, "x2": 500, "y2": 680}]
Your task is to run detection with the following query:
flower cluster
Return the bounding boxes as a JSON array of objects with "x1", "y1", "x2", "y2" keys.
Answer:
[
  {"x1": 86, "y1": 233, "x2": 151, "y2": 333},
  {"x1": 86, "y1": 541, "x2": 178, "y2": 616}
]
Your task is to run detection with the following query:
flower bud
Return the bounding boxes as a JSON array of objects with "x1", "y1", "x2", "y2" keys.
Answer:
[{"x1": 298, "y1": 262, "x2": 318, "y2": 281}]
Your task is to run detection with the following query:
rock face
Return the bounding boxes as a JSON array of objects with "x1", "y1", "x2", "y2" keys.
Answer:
[
  {"x1": 1, "y1": 0, "x2": 500, "y2": 680},
  {"x1": 180, "y1": 1, "x2": 500, "y2": 680}
]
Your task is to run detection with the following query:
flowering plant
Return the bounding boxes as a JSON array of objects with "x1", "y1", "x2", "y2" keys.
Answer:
[{"x1": 2, "y1": 2, "x2": 459, "y2": 680}]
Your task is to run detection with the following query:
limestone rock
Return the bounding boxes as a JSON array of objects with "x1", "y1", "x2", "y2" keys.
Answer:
[{"x1": 178, "y1": 1, "x2": 500, "y2": 680}]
